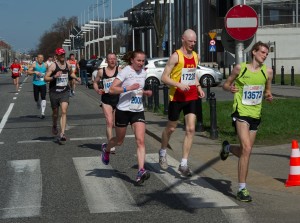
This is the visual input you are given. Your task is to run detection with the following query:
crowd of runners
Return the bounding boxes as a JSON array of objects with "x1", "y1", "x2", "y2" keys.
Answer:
[{"x1": 7, "y1": 29, "x2": 273, "y2": 201}]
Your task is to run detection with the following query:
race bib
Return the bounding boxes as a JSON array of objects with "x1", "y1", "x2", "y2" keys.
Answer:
[
  {"x1": 36, "y1": 73, "x2": 45, "y2": 82},
  {"x1": 181, "y1": 68, "x2": 196, "y2": 85},
  {"x1": 103, "y1": 77, "x2": 115, "y2": 93},
  {"x1": 129, "y1": 89, "x2": 143, "y2": 111},
  {"x1": 242, "y1": 85, "x2": 264, "y2": 105},
  {"x1": 71, "y1": 64, "x2": 76, "y2": 71},
  {"x1": 12, "y1": 68, "x2": 19, "y2": 74},
  {"x1": 56, "y1": 73, "x2": 68, "y2": 87}
]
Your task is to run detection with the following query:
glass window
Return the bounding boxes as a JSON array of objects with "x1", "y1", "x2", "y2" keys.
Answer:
[{"x1": 154, "y1": 59, "x2": 168, "y2": 68}]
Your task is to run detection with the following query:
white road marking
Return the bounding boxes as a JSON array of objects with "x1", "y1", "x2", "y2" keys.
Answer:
[
  {"x1": 73, "y1": 157, "x2": 140, "y2": 213},
  {"x1": 17, "y1": 135, "x2": 135, "y2": 143},
  {"x1": 70, "y1": 135, "x2": 135, "y2": 141},
  {"x1": 17, "y1": 139, "x2": 54, "y2": 144},
  {"x1": 0, "y1": 103, "x2": 14, "y2": 134},
  {"x1": 222, "y1": 208, "x2": 253, "y2": 223},
  {"x1": 146, "y1": 153, "x2": 238, "y2": 208},
  {"x1": 13, "y1": 97, "x2": 17, "y2": 100},
  {"x1": 0, "y1": 159, "x2": 42, "y2": 219},
  {"x1": 0, "y1": 142, "x2": 4, "y2": 144}
]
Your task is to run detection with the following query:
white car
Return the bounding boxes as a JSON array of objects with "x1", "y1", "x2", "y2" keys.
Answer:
[{"x1": 144, "y1": 57, "x2": 223, "y2": 87}]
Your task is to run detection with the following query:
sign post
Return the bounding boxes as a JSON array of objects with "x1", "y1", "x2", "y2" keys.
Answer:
[
  {"x1": 225, "y1": 3, "x2": 258, "y2": 64},
  {"x1": 208, "y1": 32, "x2": 217, "y2": 62}
]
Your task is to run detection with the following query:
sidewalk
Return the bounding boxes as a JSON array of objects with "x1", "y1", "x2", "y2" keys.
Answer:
[{"x1": 144, "y1": 84, "x2": 300, "y2": 196}]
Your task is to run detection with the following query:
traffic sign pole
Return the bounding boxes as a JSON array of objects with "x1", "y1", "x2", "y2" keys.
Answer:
[{"x1": 232, "y1": 0, "x2": 247, "y2": 65}]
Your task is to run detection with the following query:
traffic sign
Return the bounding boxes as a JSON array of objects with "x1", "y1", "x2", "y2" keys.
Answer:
[
  {"x1": 209, "y1": 45, "x2": 216, "y2": 52},
  {"x1": 209, "y1": 40, "x2": 216, "y2": 46},
  {"x1": 225, "y1": 4, "x2": 258, "y2": 41},
  {"x1": 208, "y1": 32, "x2": 217, "y2": 40}
]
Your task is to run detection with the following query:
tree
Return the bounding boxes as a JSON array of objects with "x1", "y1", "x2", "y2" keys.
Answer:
[
  {"x1": 146, "y1": 0, "x2": 168, "y2": 57},
  {"x1": 37, "y1": 16, "x2": 77, "y2": 57}
]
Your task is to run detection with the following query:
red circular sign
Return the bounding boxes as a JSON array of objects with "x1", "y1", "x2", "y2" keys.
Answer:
[
  {"x1": 209, "y1": 40, "x2": 216, "y2": 45},
  {"x1": 225, "y1": 4, "x2": 258, "y2": 41}
]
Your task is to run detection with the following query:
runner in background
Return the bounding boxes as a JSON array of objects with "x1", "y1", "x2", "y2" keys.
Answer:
[
  {"x1": 27, "y1": 54, "x2": 48, "y2": 119},
  {"x1": 10, "y1": 58, "x2": 22, "y2": 92},
  {"x1": 68, "y1": 53, "x2": 79, "y2": 96}
]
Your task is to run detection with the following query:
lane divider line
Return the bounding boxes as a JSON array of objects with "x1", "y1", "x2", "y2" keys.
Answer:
[{"x1": 0, "y1": 103, "x2": 14, "y2": 134}]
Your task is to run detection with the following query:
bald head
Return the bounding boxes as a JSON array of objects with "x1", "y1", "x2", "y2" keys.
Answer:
[
  {"x1": 182, "y1": 29, "x2": 197, "y2": 39},
  {"x1": 181, "y1": 29, "x2": 197, "y2": 53}
]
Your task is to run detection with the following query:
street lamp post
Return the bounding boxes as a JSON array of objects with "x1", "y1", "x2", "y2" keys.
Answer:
[{"x1": 109, "y1": 17, "x2": 128, "y2": 53}]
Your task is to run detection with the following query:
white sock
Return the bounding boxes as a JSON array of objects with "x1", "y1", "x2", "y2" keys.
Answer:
[
  {"x1": 238, "y1": 183, "x2": 246, "y2": 191},
  {"x1": 159, "y1": 148, "x2": 167, "y2": 157},
  {"x1": 41, "y1": 100, "x2": 46, "y2": 114},
  {"x1": 180, "y1": 158, "x2": 188, "y2": 166}
]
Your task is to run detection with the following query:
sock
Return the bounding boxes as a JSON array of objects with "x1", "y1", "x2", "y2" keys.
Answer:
[
  {"x1": 159, "y1": 148, "x2": 167, "y2": 157},
  {"x1": 238, "y1": 183, "x2": 246, "y2": 191},
  {"x1": 41, "y1": 100, "x2": 46, "y2": 114},
  {"x1": 180, "y1": 158, "x2": 188, "y2": 166},
  {"x1": 225, "y1": 144, "x2": 231, "y2": 153}
]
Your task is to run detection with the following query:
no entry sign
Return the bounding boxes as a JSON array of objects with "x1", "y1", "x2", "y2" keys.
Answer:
[{"x1": 225, "y1": 4, "x2": 258, "y2": 41}]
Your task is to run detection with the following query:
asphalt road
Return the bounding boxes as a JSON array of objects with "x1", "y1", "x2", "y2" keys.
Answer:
[{"x1": 0, "y1": 73, "x2": 299, "y2": 223}]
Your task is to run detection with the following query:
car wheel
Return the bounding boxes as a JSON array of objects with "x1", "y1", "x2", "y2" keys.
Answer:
[
  {"x1": 145, "y1": 77, "x2": 160, "y2": 87},
  {"x1": 200, "y1": 74, "x2": 215, "y2": 88}
]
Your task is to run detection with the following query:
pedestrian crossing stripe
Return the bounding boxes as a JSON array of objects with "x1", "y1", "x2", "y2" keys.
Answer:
[
  {"x1": 145, "y1": 154, "x2": 237, "y2": 208},
  {"x1": 0, "y1": 159, "x2": 42, "y2": 219},
  {"x1": 73, "y1": 157, "x2": 140, "y2": 213}
]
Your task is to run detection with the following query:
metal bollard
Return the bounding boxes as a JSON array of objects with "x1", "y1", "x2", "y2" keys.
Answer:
[
  {"x1": 272, "y1": 65, "x2": 275, "y2": 84},
  {"x1": 281, "y1": 66, "x2": 285, "y2": 85},
  {"x1": 291, "y1": 66, "x2": 295, "y2": 86},
  {"x1": 195, "y1": 97, "x2": 204, "y2": 132},
  {"x1": 163, "y1": 84, "x2": 169, "y2": 115},
  {"x1": 223, "y1": 66, "x2": 226, "y2": 79},
  {"x1": 206, "y1": 78, "x2": 211, "y2": 101},
  {"x1": 147, "y1": 82, "x2": 153, "y2": 110},
  {"x1": 153, "y1": 82, "x2": 160, "y2": 112},
  {"x1": 209, "y1": 92, "x2": 218, "y2": 139}
]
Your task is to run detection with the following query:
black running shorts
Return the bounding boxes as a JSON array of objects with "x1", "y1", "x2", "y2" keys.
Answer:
[
  {"x1": 115, "y1": 109, "x2": 145, "y2": 127},
  {"x1": 168, "y1": 100, "x2": 198, "y2": 121}
]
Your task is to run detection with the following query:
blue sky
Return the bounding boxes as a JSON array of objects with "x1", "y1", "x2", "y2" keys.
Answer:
[{"x1": 0, "y1": 0, "x2": 142, "y2": 52}]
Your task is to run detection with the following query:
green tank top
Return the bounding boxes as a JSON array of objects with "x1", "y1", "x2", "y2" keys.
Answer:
[{"x1": 232, "y1": 62, "x2": 268, "y2": 119}]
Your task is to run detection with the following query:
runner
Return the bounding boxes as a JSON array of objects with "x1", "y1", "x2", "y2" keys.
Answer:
[
  {"x1": 10, "y1": 58, "x2": 22, "y2": 92},
  {"x1": 27, "y1": 54, "x2": 48, "y2": 119},
  {"x1": 93, "y1": 53, "x2": 122, "y2": 154},
  {"x1": 158, "y1": 29, "x2": 205, "y2": 177},
  {"x1": 46, "y1": 56, "x2": 54, "y2": 67},
  {"x1": 68, "y1": 53, "x2": 79, "y2": 96},
  {"x1": 100, "y1": 50, "x2": 152, "y2": 185},
  {"x1": 220, "y1": 41, "x2": 273, "y2": 202},
  {"x1": 44, "y1": 48, "x2": 80, "y2": 144}
]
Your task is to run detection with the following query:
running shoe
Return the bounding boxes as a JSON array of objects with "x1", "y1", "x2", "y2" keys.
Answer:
[
  {"x1": 136, "y1": 168, "x2": 150, "y2": 185},
  {"x1": 52, "y1": 126, "x2": 58, "y2": 135},
  {"x1": 110, "y1": 147, "x2": 116, "y2": 154},
  {"x1": 178, "y1": 165, "x2": 192, "y2": 177},
  {"x1": 220, "y1": 140, "x2": 230, "y2": 161},
  {"x1": 59, "y1": 133, "x2": 67, "y2": 145},
  {"x1": 236, "y1": 188, "x2": 252, "y2": 202},
  {"x1": 40, "y1": 113, "x2": 45, "y2": 119},
  {"x1": 159, "y1": 153, "x2": 168, "y2": 170},
  {"x1": 101, "y1": 143, "x2": 110, "y2": 165}
]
